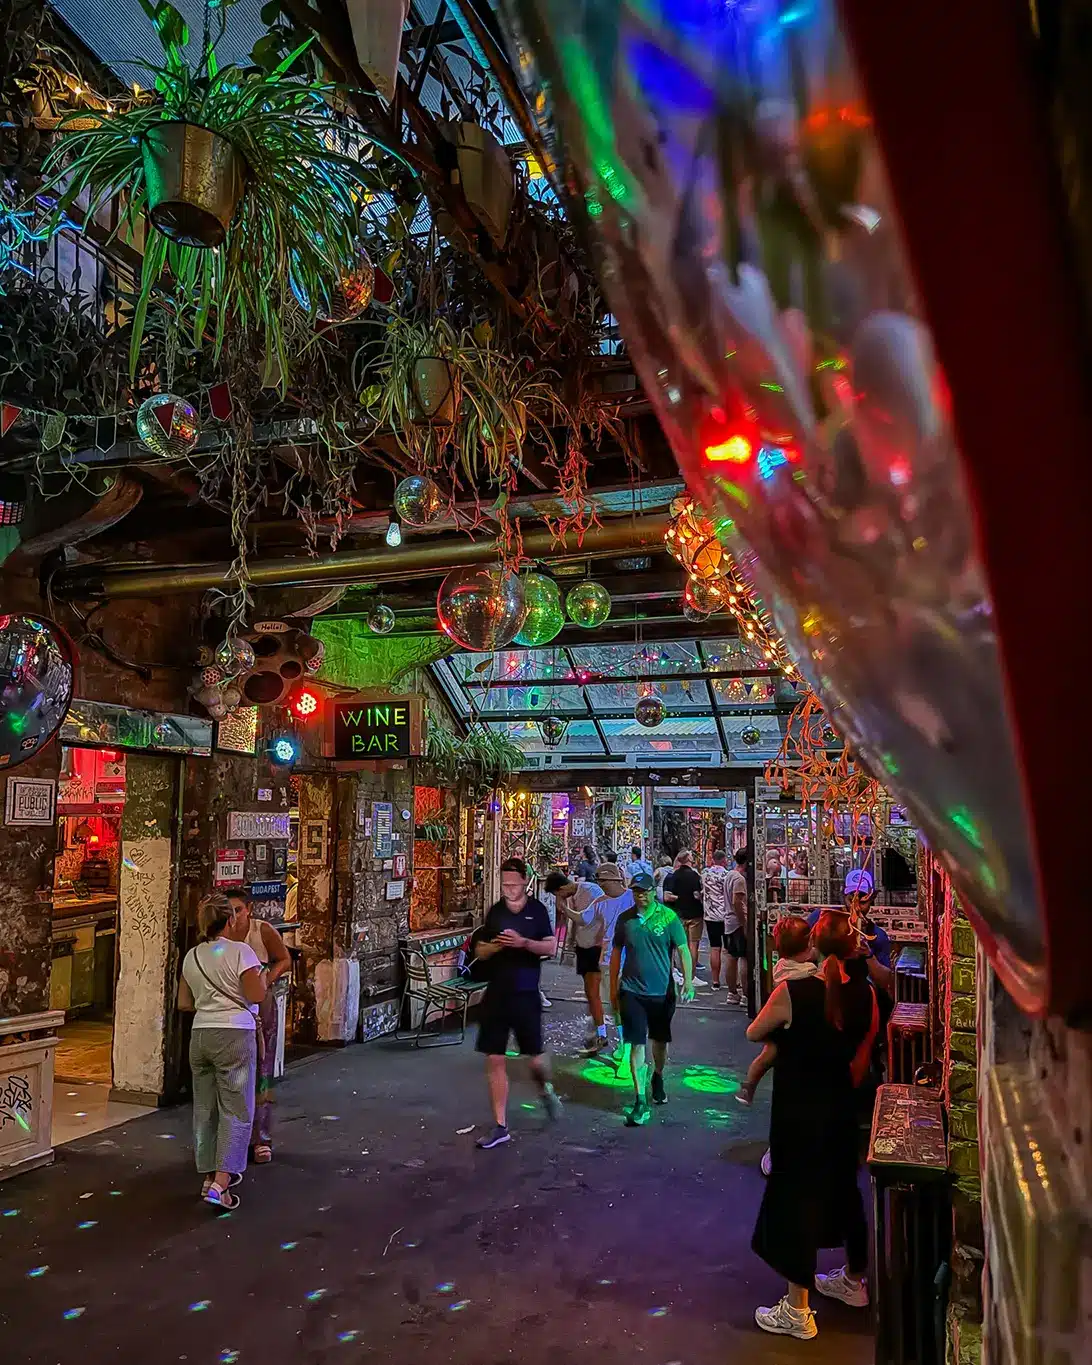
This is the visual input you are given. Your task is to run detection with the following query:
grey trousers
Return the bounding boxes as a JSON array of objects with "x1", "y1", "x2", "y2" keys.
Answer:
[{"x1": 190, "y1": 1027, "x2": 257, "y2": 1175}]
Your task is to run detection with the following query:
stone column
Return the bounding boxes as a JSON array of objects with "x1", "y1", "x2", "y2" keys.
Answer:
[
  {"x1": 0, "y1": 747, "x2": 62, "y2": 1018},
  {"x1": 113, "y1": 753, "x2": 179, "y2": 1103}
]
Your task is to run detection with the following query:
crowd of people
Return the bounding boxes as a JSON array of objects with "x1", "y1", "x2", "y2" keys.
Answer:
[{"x1": 173, "y1": 840, "x2": 894, "y2": 1343}]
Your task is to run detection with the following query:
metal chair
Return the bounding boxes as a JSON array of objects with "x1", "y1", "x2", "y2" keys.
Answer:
[{"x1": 395, "y1": 947, "x2": 485, "y2": 1048}]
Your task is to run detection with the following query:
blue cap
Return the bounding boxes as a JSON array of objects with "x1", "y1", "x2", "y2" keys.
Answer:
[{"x1": 844, "y1": 868, "x2": 874, "y2": 896}]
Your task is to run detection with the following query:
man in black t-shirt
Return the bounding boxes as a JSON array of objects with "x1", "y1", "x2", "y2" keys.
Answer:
[
  {"x1": 662, "y1": 850, "x2": 706, "y2": 983},
  {"x1": 473, "y1": 857, "x2": 563, "y2": 1149}
]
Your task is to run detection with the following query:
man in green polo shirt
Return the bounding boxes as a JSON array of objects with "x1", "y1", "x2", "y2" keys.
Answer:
[{"x1": 609, "y1": 872, "x2": 694, "y2": 1126}]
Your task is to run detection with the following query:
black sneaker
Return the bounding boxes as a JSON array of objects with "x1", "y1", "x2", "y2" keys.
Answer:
[
  {"x1": 475, "y1": 1125, "x2": 511, "y2": 1149},
  {"x1": 624, "y1": 1101, "x2": 652, "y2": 1127},
  {"x1": 650, "y1": 1072, "x2": 667, "y2": 1105}
]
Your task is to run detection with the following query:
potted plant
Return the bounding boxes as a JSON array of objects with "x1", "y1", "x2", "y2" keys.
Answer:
[
  {"x1": 440, "y1": 121, "x2": 514, "y2": 248},
  {"x1": 345, "y1": 0, "x2": 411, "y2": 104},
  {"x1": 36, "y1": 0, "x2": 372, "y2": 381}
]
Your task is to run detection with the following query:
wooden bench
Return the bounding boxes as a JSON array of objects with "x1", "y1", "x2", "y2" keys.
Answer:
[{"x1": 395, "y1": 947, "x2": 486, "y2": 1048}]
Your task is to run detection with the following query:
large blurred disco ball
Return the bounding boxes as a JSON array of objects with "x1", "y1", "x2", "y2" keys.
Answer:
[
  {"x1": 0, "y1": 614, "x2": 75, "y2": 769},
  {"x1": 394, "y1": 474, "x2": 444, "y2": 527},
  {"x1": 499, "y1": 0, "x2": 1041, "y2": 987},
  {"x1": 634, "y1": 696, "x2": 665, "y2": 729},
  {"x1": 291, "y1": 243, "x2": 375, "y2": 322},
  {"x1": 438, "y1": 567, "x2": 526, "y2": 651},
  {"x1": 565, "y1": 580, "x2": 611, "y2": 629},
  {"x1": 136, "y1": 393, "x2": 199, "y2": 459},
  {"x1": 515, "y1": 573, "x2": 564, "y2": 646}
]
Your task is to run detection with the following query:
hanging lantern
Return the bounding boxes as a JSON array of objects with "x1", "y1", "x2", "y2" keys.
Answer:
[
  {"x1": 539, "y1": 715, "x2": 568, "y2": 747},
  {"x1": 393, "y1": 474, "x2": 444, "y2": 527},
  {"x1": 215, "y1": 635, "x2": 256, "y2": 676},
  {"x1": 565, "y1": 580, "x2": 611, "y2": 629},
  {"x1": 437, "y1": 567, "x2": 526, "y2": 651},
  {"x1": 634, "y1": 696, "x2": 666, "y2": 728},
  {"x1": 685, "y1": 577, "x2": 726, "y2": 614},
  {"x1": 136, "y1": 393, "x2": 200, "y2": 459},
  {"x1": 740, "y1": 724, "x2": 762, "y2": 746},
  {"x1": 515, "y1": 573, "x2": 565, "y2": 646},
  {"x1": 366, "y1": 603, "x2": 396, "y2": 635}
]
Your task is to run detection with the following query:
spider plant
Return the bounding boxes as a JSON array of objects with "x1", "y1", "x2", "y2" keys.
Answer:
[{"x1": 37, "y1": 0, "x2": 373, "y2": 382}]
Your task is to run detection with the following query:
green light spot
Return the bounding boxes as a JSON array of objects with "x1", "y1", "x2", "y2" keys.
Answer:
[
  {"x1": 505, "y1": 1049, "x2": 520, "y2": 1059},
  {"x1": 713, "y1": 479, "x2": 750, "y2": 510},
  {"x1": 880, "y1": 752, "x2": 900, "y2": 777},
  {"x1": 978, "y1": 862, "x2": 997, "y2": 894},
  {"x1": 520, "y1": 1102, "x2": 536, "y2": 1111},
  {"x1": 8, "y1": 711, "x2": 27, "y2": 734},
  {"x1": 948, "y1": 805, "x2": 983, "y2": 851},
  {"x1": 679, "y1": 1065, "x2": 740, "y2": 1096},
  {"x1": 758, "y1": 381, "x2": 784, "y2": 392},
  {"x1": 558, "y1": 38, "x2": 634, "y2": 208},
  {"x1": 578, "y1": 1061, "x2": 632, "y2": 1090}
]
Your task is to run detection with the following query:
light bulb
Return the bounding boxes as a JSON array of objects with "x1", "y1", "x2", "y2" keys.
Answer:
[{"x1": 385, "y1": 520, "x2": 402, "y2": 547}]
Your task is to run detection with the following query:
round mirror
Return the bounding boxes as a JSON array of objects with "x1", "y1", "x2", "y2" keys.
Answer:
[{"x1": 0, "y1": 614, "x2": 76, "y2": 769}]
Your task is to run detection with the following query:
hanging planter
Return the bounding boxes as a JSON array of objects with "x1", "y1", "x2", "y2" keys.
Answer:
[
  {"x1": 411, "y1": 355, "x2": 457, "y2": 424},
  {"x1": 141, "y1": 121, "x2": 246, "y2": 249},
  {"x1": 345, "y1": 0, "x2": 410, "y2": 104},
  {"x1": 444, "y1": 122, "x2": 514, "y2": 248}
]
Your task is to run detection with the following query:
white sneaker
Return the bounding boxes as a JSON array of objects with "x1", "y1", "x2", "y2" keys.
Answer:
[
  {"x1": 539, "y1": 991, "x2": 552, "y2": 1009},
  {"x1": 815, "y1": 1267, "x2": 869, "y2": 1308},
  {"x1": 760, "y1": 1149, "x2": 772, "y2": 1177},
  {"x1": 723, "y1": 989, "x2": 740, "y2": 1006},
  {"x1": 755, "y1": 1297, "x2": 817, "y2": 1339}
]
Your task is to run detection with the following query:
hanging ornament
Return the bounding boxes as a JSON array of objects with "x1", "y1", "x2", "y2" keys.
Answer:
[
  {"x1": 292, "y1": 242, "x2": 375, "y2": 322},
  {"x1": 221, "y1": 684, "x2": 242, "y2": 709},
  {"x1": 304, "y1": 640, "x2": 326, "y2": 673},
  {"x1": 725, "y1": 678, "x2": 747, "y2": 704},
  {"x1": 634, "y1": 696, "x2": 666, "y2": 728},
  {"x1": 193, "y1": 683, "x2": 226, "y2": 715},
  {"x1": 515, "y1": 573, "x2": 564, "y2": 647},
  {"x1": 823, "y1": 725, "x2": 839, "y2": 746},
  {"x1": 136, "y1": 393, "x2": 200, "y2": 459},
  {"x1": 565, "y1": 580, "x2": 611, "y2": 629},
  {"x1": 393, "y1": 474, "x2": 444, "y2": 527},
  {"x1": 200, "y1": 665, "x2": 225, "y2": 689},
  {"x1": 682, "y1": 600, "x2": 709, "y2": 623},
  {"x1": 437, "y1": 567, "x2": 526, "y2": 651},
  {"x1": 685, "y1": 577, "x2": 725, "y2": 614},
  {"x1": 538, "y1": 715, "x2": 568, "y2": 747},
  {"x1": 664, "y1": 494, "x2": 724, "y2": 580},
  {"x1": 367, "y1": 603, "x2": 396, "y2": 635},
  {"x1": 741, "y1": 724, "x2": 762, "y2": 746},
  {"x1": 215, "y1": 636, "x2": 256, "y2": 676}
]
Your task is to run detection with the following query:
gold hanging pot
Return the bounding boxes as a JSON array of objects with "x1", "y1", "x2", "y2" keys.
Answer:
[{"x1": 141, "y1": 122, "x2": 247, "y2": 248}]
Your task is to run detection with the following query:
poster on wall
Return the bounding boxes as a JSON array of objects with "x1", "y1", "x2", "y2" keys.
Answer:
[
  {"x1": 299, "y1": 819, "x2": 329, "y2": 867},
  {"x1": 4, "y1": 776, "x2": 56, "y2": 826},
  {"x1": 227, "y1": 811, "x2": 291, "y2": 841},
  {"x1": 372, "y1": 801, "x2": 394, "y2": 858},
  {"x1": 214, "y1": 849, "x2": 246, "y2": 886}
]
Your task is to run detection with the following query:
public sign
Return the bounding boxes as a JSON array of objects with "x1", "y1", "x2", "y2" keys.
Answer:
[
  {"x1": 372, "y1": 801, "x2": 394, "y2": 858},
  {"x1": 214, "y1": 848, "x2": 246, "y2": 886},
  {"x1": 325, "y1": 694, "x2": 425, "y2": 762},
  {"x1": 249, "y1": 881, "x2": 286, "y2": 901},
  {"x1": 4, "y1": 776, "x2": 56, "y2": 826},
  {"x1": 227, "y1": 810, "x2": 291, "y2": 840},
  {"x1": 299, "y1": 818, "x2": 329, "y2": 867}
]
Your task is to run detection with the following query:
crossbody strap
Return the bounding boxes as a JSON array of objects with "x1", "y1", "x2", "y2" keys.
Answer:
[{"x1": 191, "y1": 943, "x2": 252, "y2": 1012}]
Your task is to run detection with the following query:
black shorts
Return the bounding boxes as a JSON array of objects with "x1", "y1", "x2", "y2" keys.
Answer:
[
  {"x1": 574, "y1": 946, "x2": 603, "y2": 977},
  {"x1": 619, "y1": 991, "x2": 676, "y2": 1046},
  {"x1": 725, "y1": 927, "x2": 747, "y2": 959},
  {"x1": 476, "y1": 990, "x2": 543, "y2": 1057},
  {"x1": 706, "y1": 919, "x2": 725, "y2": 947}
]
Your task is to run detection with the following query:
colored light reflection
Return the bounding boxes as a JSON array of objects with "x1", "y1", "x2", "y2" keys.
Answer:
[{"x1": 705, "y1": 434, "x2": 752, "y2": 464}]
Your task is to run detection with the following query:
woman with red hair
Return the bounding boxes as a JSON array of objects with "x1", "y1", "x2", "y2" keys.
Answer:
[{"x1": 747, "y1": 911, "x2": 880, "y2": 1340}]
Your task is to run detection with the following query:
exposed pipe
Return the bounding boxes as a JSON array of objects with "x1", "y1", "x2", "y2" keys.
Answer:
[{"x1": 53, "y1": 513, "x2": 671, "y2": 601}]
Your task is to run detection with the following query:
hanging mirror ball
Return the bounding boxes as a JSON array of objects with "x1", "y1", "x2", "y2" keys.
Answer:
[
  {"x1": 515, "y1": 573, "x2": 564, "y2": 646},
  {"x1": 215, "y1": 635, "x2": 256, "y2": 676},
  {"x1": 682, "y1": 601, "x2": 709, "y2": 623},
  {"x1": 740, "y1": 724, "x2": 762, "y2": 746},
  {"x1": 685, "y1": 577, "x2": 725, "y2": 614},
  {"x1": 565, "y1": 580, "x2": 611, "y2": 629},
  {"x1": 437, "y1": 567, "x2": 526, "y2": 651},
  {"x1": 367, "y1": 603, "x2": 396, "y2": 635},
  {"x1": 822, "y1": 725, "x2": 838, "y2": 745},
  {"x1": 393, "y1": 473, "x2": 444, "y2": 527},
  {"x1": 634, "y1": 696, "x2": 666, "y2": 728},
  {"x1": 539, "y1": 715, "x2": 568, "y2": 747},
  {"x1": 0, "y1": 614, "x2": 75, "y2": 769},
  {"x1": 136, "y1": 393, "x2": 200, "y2": 459},
  {"x1": 292, "y1": 243, "x2": 375, "y2": 322}
]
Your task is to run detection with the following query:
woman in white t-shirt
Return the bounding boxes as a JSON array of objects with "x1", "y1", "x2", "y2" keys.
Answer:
[{"x1": 178, "y1": 894, "x2": 267, "y2": 1209}]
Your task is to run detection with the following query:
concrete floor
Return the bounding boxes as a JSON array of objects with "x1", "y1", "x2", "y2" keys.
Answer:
[{"x1": 0, "y1": 966, "x2": 874, "y2": 1364}]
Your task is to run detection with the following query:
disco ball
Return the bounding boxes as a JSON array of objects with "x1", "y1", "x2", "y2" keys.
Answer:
[
  {"x1": 515, "y1": 573, "x2": 564, "y2": 647},
  {"x1": 682, "y1": 601, "x2": 709, "y2": 623},
  {"x1": 539, "y1": 715, "x2": 568, "y2": 747},
  {"x1": 437, "y1": 567, "x2": 526, "y2": 651},
  {"x1": 565, "y1": 580, "x2": 611, "y2": 629},
  {"x1": 215, "y1": 635, "x2": 256, "y2": 676},
  {"x1": 685, "y1": 577, "x2": 725, "y2": 614},
  {"x1": 394, "y1": 474, "x2": 444, "y2": 527},
  {"x1": 740, "y1": 725, "x2": 762, "y2": 747},
  {"x1": 367, "y1": 603, "x2": 396, "y2": 635},
  {"x1": 292, "y1": 243, "x2": 375, "y2": 322},
  {"x1": 634, "y1": 696, "x2": 666, "y2": 728},
  {"x1": 822, "y1": 725, "x2": 839, "y2": 745},
  {"x1": 0, "y1": 614, "x2": 75, "y2": 769},
  {"x1": 136, "y1": 393, "x2": 200, "y2": 459}
]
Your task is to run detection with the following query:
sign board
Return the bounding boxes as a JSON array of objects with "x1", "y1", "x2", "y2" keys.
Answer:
[
  {"x1": 214, "y1": 848, "x2": 246, "y2": 886},
  {"x1": 227, "y1": 811, "x2": 291, "y2": 841},
  {"x1": 249, "y1": 881, "x2": 286, "y2": 901},
  {"x1": 299, "y1": 818, "x2": 329, "y2": 867},
  {"x1": 4, "y1": 777, "x2": 56, "y2": 826},
  {"x1": 385, "y1": 879, "x2": 405, "y2": 900},
  {"x1": 372, "y1": 801, "x2": 394, "y2": 858},
  {"x1": 271, "y1": 846, "x2": 288, "y2": 877},
  {"x1": 393, "y1": 853, "x2": 407, "y2": 879},
  {"x1": 325, "y1": 694, "x2": 425, "y2": 762}
]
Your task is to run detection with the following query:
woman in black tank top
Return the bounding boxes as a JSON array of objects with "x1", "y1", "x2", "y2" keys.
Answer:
[{"x1": 747, "y1": 912, "x2": 880, "y2": 1340}]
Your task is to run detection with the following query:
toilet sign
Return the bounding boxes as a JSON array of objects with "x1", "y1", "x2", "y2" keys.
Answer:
[
  {"x1": 326, "y1": 694, "x2": 425, "y2": 762},
  {"x1": 214, "y1": 848, "x2": 246, "y2": 886}
]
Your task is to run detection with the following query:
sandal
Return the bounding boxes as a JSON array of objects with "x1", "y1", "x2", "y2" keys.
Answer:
[
  {"x1": 204, "y1": 1183, "x2": 241, "y2": 1210},
  {"x1": 253, "y1": 1144, "x2": 273, "y2": 1164},
  {"x1": 200, "y1": 1173, "x2": 242, "y2": 1199}
]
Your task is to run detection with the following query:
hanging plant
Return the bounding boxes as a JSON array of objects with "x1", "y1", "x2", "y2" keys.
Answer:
[{"x1": 36, "y1": 0, "x2": 375, "y2": 382}]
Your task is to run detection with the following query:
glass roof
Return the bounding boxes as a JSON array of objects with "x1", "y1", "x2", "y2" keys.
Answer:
[{"x1": 432, "y1": 635, "x2": 804, "y2": 768}]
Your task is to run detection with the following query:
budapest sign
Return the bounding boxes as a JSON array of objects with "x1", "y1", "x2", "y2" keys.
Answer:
[{"x1": 325, "y1": 694, "x2": 426, "y2": 762}]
